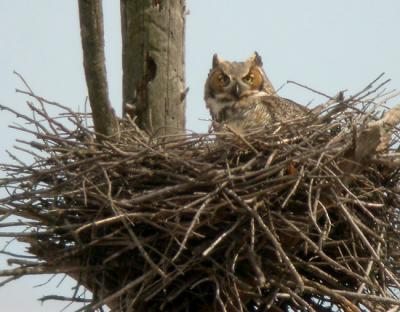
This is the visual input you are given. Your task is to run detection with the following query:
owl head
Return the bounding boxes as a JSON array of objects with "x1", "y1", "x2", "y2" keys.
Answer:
[{"x1": 204, "y1": 52, "x2": 275, "y2": 103}]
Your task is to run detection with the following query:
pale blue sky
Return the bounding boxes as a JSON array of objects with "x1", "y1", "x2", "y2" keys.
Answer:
[{"x1": 1, "y1": 1, "x2": 400, "y2": 311}]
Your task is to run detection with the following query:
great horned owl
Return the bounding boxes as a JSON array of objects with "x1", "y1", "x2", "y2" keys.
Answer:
[{"x1": 204, "y1": 52, "x2": 308, "y2": 131}]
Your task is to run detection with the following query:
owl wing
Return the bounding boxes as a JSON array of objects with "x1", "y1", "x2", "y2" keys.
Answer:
[
  {"x1": 220, "y1": 96, "x2": 309, "y2": 131},
  {"x1": 258, "y1": 95, "x2": 309, "y2": 122}
]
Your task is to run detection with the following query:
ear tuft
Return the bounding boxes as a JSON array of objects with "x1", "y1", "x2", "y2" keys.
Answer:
[
  {"x1": 212, "y1": 54, "x2": 224, "y2": 68},
  {"x1": 248, "y1": 52, "x2": 263, "y2": 66}
]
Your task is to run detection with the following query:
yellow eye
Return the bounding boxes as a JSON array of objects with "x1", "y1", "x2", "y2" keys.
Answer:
[{"x1": 243, "y1": 74, "x2": 254, "y2": 84}]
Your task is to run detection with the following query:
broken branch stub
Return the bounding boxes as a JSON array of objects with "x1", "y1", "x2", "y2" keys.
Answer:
[{"x1": 352, "y1": 103, "x2": 400, "y2": 164}]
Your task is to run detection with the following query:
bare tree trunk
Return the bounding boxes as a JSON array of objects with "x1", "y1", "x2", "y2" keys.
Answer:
[
  {"x1": 76, "y1": 1, "x2": 187, "y2": 310},
  {"x1": 121, "y1": 0, "x2": 186, "y2": 136},
  {"x1": 78, "y1": 0, "x2": 117, "y2": 139}
]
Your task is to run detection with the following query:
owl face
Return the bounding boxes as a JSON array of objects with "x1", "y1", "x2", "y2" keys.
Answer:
[
  {"x1": 204, "y1": 52, "x2": 275, "y2": 122},
  {"x1": 205, "y1": 52, "x2": 274, "y2": 102}
]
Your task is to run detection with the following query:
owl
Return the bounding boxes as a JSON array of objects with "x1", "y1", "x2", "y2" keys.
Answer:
[{"x1": 204, "y1": 52, "x2": 309, "y2": 131}]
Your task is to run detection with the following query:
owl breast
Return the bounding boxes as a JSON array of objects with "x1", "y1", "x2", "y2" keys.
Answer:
[{"x1": 206, "y1": 97, "x2": 235, "y2": 123}]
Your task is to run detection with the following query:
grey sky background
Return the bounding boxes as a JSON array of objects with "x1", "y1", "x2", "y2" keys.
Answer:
[{"x1": 0, "y1": 1, "x2": 400, "y2": 311}]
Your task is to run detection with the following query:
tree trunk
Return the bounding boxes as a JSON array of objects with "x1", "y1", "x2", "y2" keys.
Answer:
[
  {"x1": 78, "y1": 0, "x2": 117, "y2": 139},
  {"x1": 70, "y1": 1, "x2": 187, "y2": 310},
  {"x1": 121, "y1": 0, "x2": 186, "y2": 136}
]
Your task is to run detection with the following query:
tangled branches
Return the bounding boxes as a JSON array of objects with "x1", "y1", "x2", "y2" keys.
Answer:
[{"x1": 1, "y1": 77, "x2": 400, "y2": 312}]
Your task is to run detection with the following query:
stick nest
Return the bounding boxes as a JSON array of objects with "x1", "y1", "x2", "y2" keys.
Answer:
[{"x1": 1, "y1": 80, "x2": 400, "y2": 312}]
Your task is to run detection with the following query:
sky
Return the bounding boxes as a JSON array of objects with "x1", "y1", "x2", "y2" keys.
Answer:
[{"x1": 1, "y1": 1, "x2": 400, "y2": 311}]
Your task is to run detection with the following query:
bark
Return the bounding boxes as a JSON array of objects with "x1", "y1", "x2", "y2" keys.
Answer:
[
  {"x1": 78, "y1": 0, "x2": 117, "y2": 139},
  {"x1": 121, "y1": 0, "x2": 186, "y2": 136}
]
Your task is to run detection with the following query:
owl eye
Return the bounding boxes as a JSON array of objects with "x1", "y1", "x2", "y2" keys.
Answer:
[
  {"x1": 217, "y1": 74, "x2": 230, "y2": 86},
  {"x1": 243, "y1": 73, "x2": 254, "y2": 84}
]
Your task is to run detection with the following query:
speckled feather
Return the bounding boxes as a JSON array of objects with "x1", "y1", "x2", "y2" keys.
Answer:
[{"x1": 220, "y1": 95, "x2": 309, "y2": 130}]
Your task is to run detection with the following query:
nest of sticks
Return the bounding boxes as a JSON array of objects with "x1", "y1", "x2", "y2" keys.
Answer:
[{"x1": 1, "y1": 77, "x2": 400, "y2": 312}]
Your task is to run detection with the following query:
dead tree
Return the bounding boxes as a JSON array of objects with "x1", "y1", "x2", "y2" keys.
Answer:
[
  {"x1": 121, "y1": 0, "x2": 186, "y2": 135},
  {"x1": 77, "y1": 0, "x2": 186, "y2": 309},
  {"x1": 79, "y1": 0, "x2": 186, "y2": 139}
]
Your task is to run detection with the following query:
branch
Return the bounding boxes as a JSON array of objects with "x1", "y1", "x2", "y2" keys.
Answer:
[
  {"x1": 38, "y1": 295, "x2": 92, "y2": 303},
  {"x1": 78, "y1": 0, "x2": 117, "y2": 140},
  {"x1": 0, "y1": 265, "x2": 90, "y2": 277}
]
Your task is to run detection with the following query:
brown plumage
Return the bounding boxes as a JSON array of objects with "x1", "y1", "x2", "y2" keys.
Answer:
[
  {"x1": 218, "y1": 95, "x2": 309, "y2": 130},
  {"x1": 204, "y1": 52, "x2": 309, "y2": 131}
]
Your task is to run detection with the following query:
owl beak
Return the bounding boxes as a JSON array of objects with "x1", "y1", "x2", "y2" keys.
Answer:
[{"x1": 233, "y1": 83, "x2": 241, "y2": 99}]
